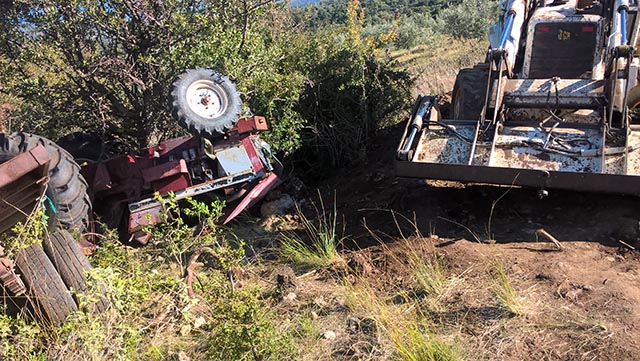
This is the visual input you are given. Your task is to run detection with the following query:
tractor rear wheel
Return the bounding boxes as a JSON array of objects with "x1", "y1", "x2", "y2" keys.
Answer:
[
  {"x1": 14, "y1": 244, "x2": 77, "y2": 325},
  {"x1": 42, "y1": 230, "x2": 110, "y2": 313},
  {"x1": 0, "y1": 133, "x2": 91, "y2": 233},
  {"x1": 169, "y1": 68, "x2": 242, "y2": 138},
  {"x1": 451, "y1": 67, "x2": 488, "y2": 121}
]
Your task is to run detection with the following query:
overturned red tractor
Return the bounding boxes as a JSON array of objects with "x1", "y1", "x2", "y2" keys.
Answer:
[
  {"x1": 0, "y1": 69, "x2": 281, "y2": 323},
  {"x1": 58, "y1": 68, "x2": 283, "y2": 243}
]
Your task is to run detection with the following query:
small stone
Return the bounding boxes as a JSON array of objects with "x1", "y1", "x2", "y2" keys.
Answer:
[
  {"x1": 282, "y1": 292, "x2": 297, "y2": 303},
  {"x1": 323, "y1": 330, "x2": 336, "y2": 340},
  {"x1": 180, "y1": 324, "x2": 191, "y2": 336},
  {"x1": 606, "y1": 256, "x2": 615, "y2": 262},
  {"x1": 314, "y1": 296, "x2": 327, "y2": 308},
  {"x1": 193, "y1": 316, "x2": 206, "y2": 329},
  {"x1": 260, "y1": 194, "x2": 294, "y2": 217},
  {"x1": 178, "y1": 351, "x2": 191, "y2": 361}
]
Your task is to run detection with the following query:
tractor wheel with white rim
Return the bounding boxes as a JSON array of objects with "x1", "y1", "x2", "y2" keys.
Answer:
[{"x1": 169, "y1": 68, "x2": 242, "y2": 138}]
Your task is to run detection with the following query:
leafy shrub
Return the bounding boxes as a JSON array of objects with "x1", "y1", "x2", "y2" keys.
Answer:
[
  {"x1": 296, "y1": 1, "x2": 413, "y2": 173},
  {"x1": 436, "y1": 0, "x2": 500, "y2": 39}
]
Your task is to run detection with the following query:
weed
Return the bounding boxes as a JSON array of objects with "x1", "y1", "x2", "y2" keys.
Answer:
[
  {"x1": 1, "y1": 204, "x2": 48, "y2": 257},
  {"x1": 392, "y1": 319, "x2": 460, "y2": 361},
  {"x1": 412, "y1": 250, "x2": 447, "y2": 297},
  {"x1": 279, "y1": 192, "x2": 343, "y2": 268},
  {"x1": 491, "y1": 260, "x2": 527, "y2": 316},
  {"x1": 344, "y1": 279, "x2": 460, "y2": 361},
  {"x1": 142, "y1": 193, "x2": 227, "y2": 267},
  {"x1": 0, "y1": 191, "x2": 300, "y2": 360}
]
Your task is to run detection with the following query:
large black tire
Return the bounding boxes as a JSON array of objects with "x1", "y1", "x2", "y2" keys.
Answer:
[
  {"x1": 169, "y1": 68, "x2": 242, "y2": 137},
  {"x1": 451, "y1": 67, "x2": 489, "y2": 121},
  {"x1": 42, "y1": 230, "x2": 110, "y2": 313},
  {"x1": 56, "y1": 132, "x2": 105, "y2": 163},
  {"x1": 0, "y1": 133, "x2": 91, "y2": 232},
  {"x1": 14, "y1": 244, "x2": 77, "y2": 325}
]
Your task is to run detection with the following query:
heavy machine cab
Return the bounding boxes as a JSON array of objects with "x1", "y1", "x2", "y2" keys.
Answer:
[
  {"x1": 524, "y1": 6, "x2": 605, "y2": 79},
  {"x1": 396, "y1": 0, "x2": 640, "y2": 195}
]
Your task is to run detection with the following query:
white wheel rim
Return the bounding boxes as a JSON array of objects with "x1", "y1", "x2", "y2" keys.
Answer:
[{"x1": 186, "y1": 80, "x2": 229, "y2": 119}]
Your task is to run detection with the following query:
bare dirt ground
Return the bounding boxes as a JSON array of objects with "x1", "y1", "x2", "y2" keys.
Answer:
[{"x1": 267, "y1": 120, "x2": 640, "y2": 360}]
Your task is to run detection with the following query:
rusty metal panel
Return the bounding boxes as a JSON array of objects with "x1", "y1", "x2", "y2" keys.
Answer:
[
  {"x1": 0, "y1": 145, "x2": 50, "y2": 235},
  {"x1": 0, "y1": 145, "x2": 50, "y2": 189},
  {"x1": 216, "y1": 143, "x2": 254, "y2": 176},
  {"x1": 128, "y1": 205, "x2": 164, "y2": 233},
  {"x1": 0, "y1": 258, "x2": 26, "y2": 296},
  {"x1": 223, "y1": 172, "x2": 283, "y2": 224},
  {"x1": 141, "y1": 159, "x2": 189, "y2": 184}
]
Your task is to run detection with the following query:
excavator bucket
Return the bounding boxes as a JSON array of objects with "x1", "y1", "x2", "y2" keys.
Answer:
[
  {"x1": 396, "y1": 95, "x2": 640, "y2": 195},
  {"x1": 397, "y1": 0, "x2": 640, "y2": 196}
]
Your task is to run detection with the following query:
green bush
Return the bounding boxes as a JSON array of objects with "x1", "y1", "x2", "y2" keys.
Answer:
[
  {"x1": 436, "y1": 0, "x2": 500, "y2": 39},
  {"x1": 296, "y1": 21, "x2": 413, "y2": 172}
]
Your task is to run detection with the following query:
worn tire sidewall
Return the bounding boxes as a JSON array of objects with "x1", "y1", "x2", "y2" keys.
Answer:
[
  {"x1": 170, "y1": 68, "x2": 242, "y2": 137},
  {"x1": 451, "y1": 68, "x2": 488, "y2": 120}
]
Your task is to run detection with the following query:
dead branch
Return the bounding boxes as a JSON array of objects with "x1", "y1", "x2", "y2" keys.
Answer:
[{"x1": 536, "y1": 228, "x2": 563, "y2": 250}]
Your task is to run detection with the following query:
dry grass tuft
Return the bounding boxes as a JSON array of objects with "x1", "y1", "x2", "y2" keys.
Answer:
[{"x1": 491, "y1": 260, "x2": 529, "y2": 316}]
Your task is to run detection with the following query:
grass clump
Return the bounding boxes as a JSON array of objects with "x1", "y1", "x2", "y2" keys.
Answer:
[
  {"x1": 279, "y1": 193, "x2": 343, "y2": 269},
  {"x1": 491, "y1": 260, "x2": 528, "y2": 316},
  {"x1": 409, "y1": 242, "x2": 448, "y2": 298},
  {"x1": 344, "y1": 280, "x2": 460, "y2": 361}
]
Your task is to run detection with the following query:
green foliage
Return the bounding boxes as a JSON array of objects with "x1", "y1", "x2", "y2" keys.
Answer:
[
  {"x1": 0, "y1": 205, "x2": 47, "y2": 258},
  {"x1": 364, "y1": 13, "x2": 444, "y2": 51},
  {"x1": 344, "y1": 274, "x2": 461, "y2": 361},
  {"x1": 392, "y1": 321, "x2": 461, "y2": 361},
  {"x1": 304, "y1": 0, "x2": 461, "y2": 27},
  {"x1": 0, "y1": 0, "x2": 415, "y2": 171},
  {"x1": 142, "y1": 193, "x2": 227, "y2": 265},
  {"x1": 0, "y1": 192, "x2": 296, "y2": 359},
  {"x1": 205, "y1": 288, "x2": 296, "y2": 360},
  {"x1": 0, "y1": 1, "x2": 309, "y2": 151},
  {"x1": 297, "y1": 1, "x2": 413, "y2": 171},
  {"x1": 436, "y1": 0, "x2": 500, "y2": 39},
  {"x1": 412, "y1": 251, "x2": 447, "y2": 297}
]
